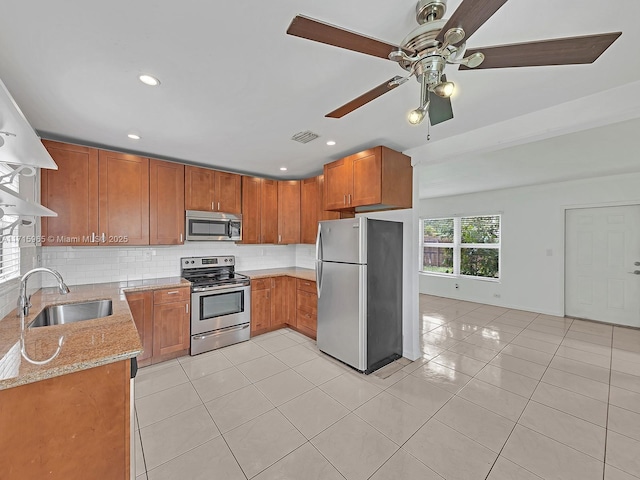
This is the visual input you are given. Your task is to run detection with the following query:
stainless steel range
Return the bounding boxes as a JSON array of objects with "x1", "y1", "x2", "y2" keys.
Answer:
[{"x1": 181, "y1": 256, "x2": 251, "y2": 355}]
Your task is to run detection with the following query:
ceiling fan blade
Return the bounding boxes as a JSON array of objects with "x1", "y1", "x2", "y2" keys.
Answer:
[
  {"x1": 326, "y1": 76, "x2": 404, "y2": 119},
  {"x1": 459, "y1": 32, "x2": 622, "y2": 69},
  {"x1": 429, "y1": 76, "x2": 454, "y2": 126},
  {"x1": 287, "y1": 15, "x2": 411, "y2": 60},
  {"x1": 435, "y1": 0, "x2": 509, "y2": 45}
]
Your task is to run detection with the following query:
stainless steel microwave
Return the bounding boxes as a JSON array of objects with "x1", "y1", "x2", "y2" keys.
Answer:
[{"x1": 185, "y1": 211, "x2": 242, "y2": 241}]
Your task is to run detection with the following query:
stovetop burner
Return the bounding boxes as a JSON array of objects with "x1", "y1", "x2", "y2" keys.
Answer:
[{"x1": 180, "y1": 255, "x2": 249, "y2": 290}]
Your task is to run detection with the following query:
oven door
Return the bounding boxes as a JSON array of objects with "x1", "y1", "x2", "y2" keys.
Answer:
[{"x1": 191, "y1": 284, "x2": 250, "y2": 335}]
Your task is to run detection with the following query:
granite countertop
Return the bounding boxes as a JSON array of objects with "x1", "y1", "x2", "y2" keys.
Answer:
[
  {"x1": 0, "y1": 277, "x2": 189, "y2": 390},
  {"x1": 239, "y1": 267, "x2": 316, "y2": 282}
]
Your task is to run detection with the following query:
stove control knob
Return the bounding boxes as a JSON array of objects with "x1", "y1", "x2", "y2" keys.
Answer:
[{"x1": 191, "y1": 260, "x2": 195, "y2": 264}]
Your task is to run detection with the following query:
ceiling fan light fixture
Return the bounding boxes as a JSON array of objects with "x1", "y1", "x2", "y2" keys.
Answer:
[
  {"x1": 407, "y1": 103, "x2": 429, "y2": 125},
  {"x1": 434, "y1": 81, "x2": 455, "y2": 98}
]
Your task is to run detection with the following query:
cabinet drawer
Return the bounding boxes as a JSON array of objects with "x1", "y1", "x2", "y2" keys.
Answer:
[
  {"x1": 296, "y1": 290, "x2": 317, "y2": 312},
  {"x1": 297, "y1": 309, "x2": 317, "y2": 331},
  {"x1": 153, "y1": 287, "x2": 190, "y2": 305},
  {"x1": 296, "y1": 278, "x2": 316, "y2": 294},
  {"x1": 252, "y1": 278, "x2": 271, "y2": 290}
]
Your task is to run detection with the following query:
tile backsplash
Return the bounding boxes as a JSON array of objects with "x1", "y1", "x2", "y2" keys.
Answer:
[{"x1": 40, "y1": 243, "x2": 317, "y2": 288}]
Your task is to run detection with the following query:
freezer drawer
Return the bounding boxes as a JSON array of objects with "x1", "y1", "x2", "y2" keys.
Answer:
[
  {"x1": 317, "y1": 218, "x2": 367, "y2": 264},
  {"x1": 317, "y1": 261, "x2": 366, "y2": 371}
]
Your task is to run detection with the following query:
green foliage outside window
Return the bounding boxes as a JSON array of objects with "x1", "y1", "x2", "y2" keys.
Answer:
[{"x1": 422, "y1": 215, "x2": 500, "y2": 279}]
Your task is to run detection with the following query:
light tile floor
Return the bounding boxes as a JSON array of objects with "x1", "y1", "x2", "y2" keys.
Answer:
[{"x1": 134, "y1": 295, "x2": 640, "y2": 480}]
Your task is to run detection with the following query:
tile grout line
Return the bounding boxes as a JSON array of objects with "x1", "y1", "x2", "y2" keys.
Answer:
[
  {"x1": 480, "y1": 313, "x2": 577, "y2": 479},
  {"x1": 181, "y1": 355, "x2": 250, "y2": 480},
  {"x1": 602, "y1": 327, "x2": 614, "y2": 480},
  {"x1": 381, "y1": 309, "x2": 540, "y2": 478}
]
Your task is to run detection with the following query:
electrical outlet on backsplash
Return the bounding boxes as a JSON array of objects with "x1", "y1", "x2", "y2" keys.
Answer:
[{"x1": 38, "y1": 243, "x2": 317, "y2": 287}]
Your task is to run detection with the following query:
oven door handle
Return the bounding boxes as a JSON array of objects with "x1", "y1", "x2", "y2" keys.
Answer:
[
  {"x1": 192, "y1": 283, "x2": 250, "y2": 293},
  {"x1": 193, "y1": 324, "x2": 249, "y2": 340}
]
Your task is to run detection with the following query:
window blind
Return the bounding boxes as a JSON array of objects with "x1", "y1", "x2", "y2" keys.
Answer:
[{"x1": 0, "y1": 163, "x2": 20, "y2": 283}]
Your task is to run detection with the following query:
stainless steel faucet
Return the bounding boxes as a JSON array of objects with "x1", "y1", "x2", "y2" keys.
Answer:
[{"x1": 17, "y1": 267, "x2": 70, "y2": 317}]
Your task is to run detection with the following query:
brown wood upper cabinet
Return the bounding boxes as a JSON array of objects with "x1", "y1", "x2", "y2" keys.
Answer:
[
  {"x1": 99, "y1": 150, "x2": 150, "y2": 246},
  {"x1": 185, "y1": 165, "x2": 241, "y2": 214},
  {"x1": 240, "y1": 176, "x2": 277, "y2": 244},
  {"x1": 323, "y1": 146, "x2": 412, "y2": 212},
  {"x1": 150, "y1": 159, "x2": 185, "y2": 245},
  {"x1": 300, "y1": 175, "x2": 340, "y2": 244},
  {"x1": 41, "y1": 142, "x2": 150, "y2": 246},
  {"x1": 277, "y1": 180, "x2": 300, "y2": 244},
  {"x1": 41, "y1": 140, "x2": 99, "y2": 246}
]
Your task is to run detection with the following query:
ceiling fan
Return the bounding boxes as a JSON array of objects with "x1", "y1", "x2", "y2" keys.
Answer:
[{"x1": 286, "y1": 0, "x2": 621, "y2": 126}]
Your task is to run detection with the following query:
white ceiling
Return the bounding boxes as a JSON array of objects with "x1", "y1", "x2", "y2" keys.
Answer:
[{"x1": 0, "y1": 0, "x2": 638, "y2": 185}]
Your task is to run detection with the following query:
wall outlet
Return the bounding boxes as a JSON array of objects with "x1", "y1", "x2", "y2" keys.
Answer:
[
  {"x1": 455, "y1": 283, "x2": 459, "y2": 289},
  {"x1": 143, "y1": 250, "x2": 152, "y2": 261}
]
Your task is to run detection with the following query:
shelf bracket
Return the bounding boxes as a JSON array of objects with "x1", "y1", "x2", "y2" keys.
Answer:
[{"x1": 0, "y1": 164, "x2": 36, "y2": 187}]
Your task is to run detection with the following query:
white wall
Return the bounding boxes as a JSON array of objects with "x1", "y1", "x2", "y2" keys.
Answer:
[{"x1": 418, "y1": 171, "x2": 640, "y2": 316}]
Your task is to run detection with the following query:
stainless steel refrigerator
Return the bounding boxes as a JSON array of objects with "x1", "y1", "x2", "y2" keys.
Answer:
[{"x1": 315, "y1": 217, "x2": 403, "y2": 373}]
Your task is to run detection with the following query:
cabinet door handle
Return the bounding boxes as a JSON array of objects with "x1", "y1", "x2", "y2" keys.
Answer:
[
  {"x1": 180, "y1": 233, "x2": 183, "y2": 243},
  {"x1": 266, "y1": 291, "x2": 270, "y2": 299},
  {"x1": 348, "y1": 193, "x2": 351, "y2": 205},
  {"x1": 167, "y1": 291, "x2": 179, "y2": 295},
  {"x1": 212, "y1": 201, "x2": 215, "y2": 211},
  {"x1": 343, "y1": 194, "x2": 346, "y2": 205},
  {"x1": 186, "y1": 303, "x2": 189, "y2": 314},
  {"x1": 218, "y1": 202, "x2": 220, "y2": 211},
  {"x1": 91, "y1": 232, "x2": 97, "y2": 243},
  {"x1": 101, "y1": 233, "x2": 106, "y2": 243},
  {"x1": 278, "y1": 234, "x2": 282, "y2": 243}
]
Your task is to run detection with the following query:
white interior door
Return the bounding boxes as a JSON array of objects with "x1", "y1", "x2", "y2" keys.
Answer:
[{"x1": 566, "y1": 205, "x2": 640, "y2": 327}]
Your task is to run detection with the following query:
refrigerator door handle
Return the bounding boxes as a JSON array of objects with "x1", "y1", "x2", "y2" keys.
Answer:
[
  {"x1": 316, "y1": 260, "x2": 323, "y2": 298},
  {"x1": 315, "y1": 222, "x2": 323, "y2": 262},
  {"x1": 315, "y1": 223, "x2": 323, "y2": 298}
]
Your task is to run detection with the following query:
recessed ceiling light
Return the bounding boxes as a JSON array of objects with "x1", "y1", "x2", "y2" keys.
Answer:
[
  {"x1": 326, "y1": 140, "x2": 336, "y2": 146},
  {"x1": 280, "y1": 167, "x2": 287, "y2": 171},
  {"x1": 138, "y1": 74, "x2": 160, "y2": 86},
  {"x1": 128, "y1": 133, "x2": 141, "y2": 140}
]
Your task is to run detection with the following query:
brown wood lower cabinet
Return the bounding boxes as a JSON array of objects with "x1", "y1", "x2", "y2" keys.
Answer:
[
  {"x1": 296, "y1": 278, "x2": 318, "y2": 339},
  {"x1": 126, "y1": 290, "x2": 153, "y2": 362},
  {"x1": 0, "y1": 360, "x2": 131, "y2": 479},
  {"x1": 250, "y1": 276, "x2": 316, "y2": 338},
  {"x1": 251, "y1": 278, "x2": 272, "y2": 334},
  {"x1": 126, "y1": 286, "x2": 190, "y2": 366}
]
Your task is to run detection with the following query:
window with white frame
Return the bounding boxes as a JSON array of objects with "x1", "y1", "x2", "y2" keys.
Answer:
[
  {"x1": 421, "y1": 215, "x2": 500, "y2": 279},
  {"x1": 0, "y1": 164, "x2": 20, "y2": 284}
]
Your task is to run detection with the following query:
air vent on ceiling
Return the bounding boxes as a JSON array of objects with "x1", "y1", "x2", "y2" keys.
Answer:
[{"x1": 291, "y1": 131, "x2": 319, "y2": 144}]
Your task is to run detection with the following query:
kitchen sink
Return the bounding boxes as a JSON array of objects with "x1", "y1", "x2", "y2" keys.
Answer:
[{"x1": 28, "y1": 300, "x2": 113, "y2": 328}]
